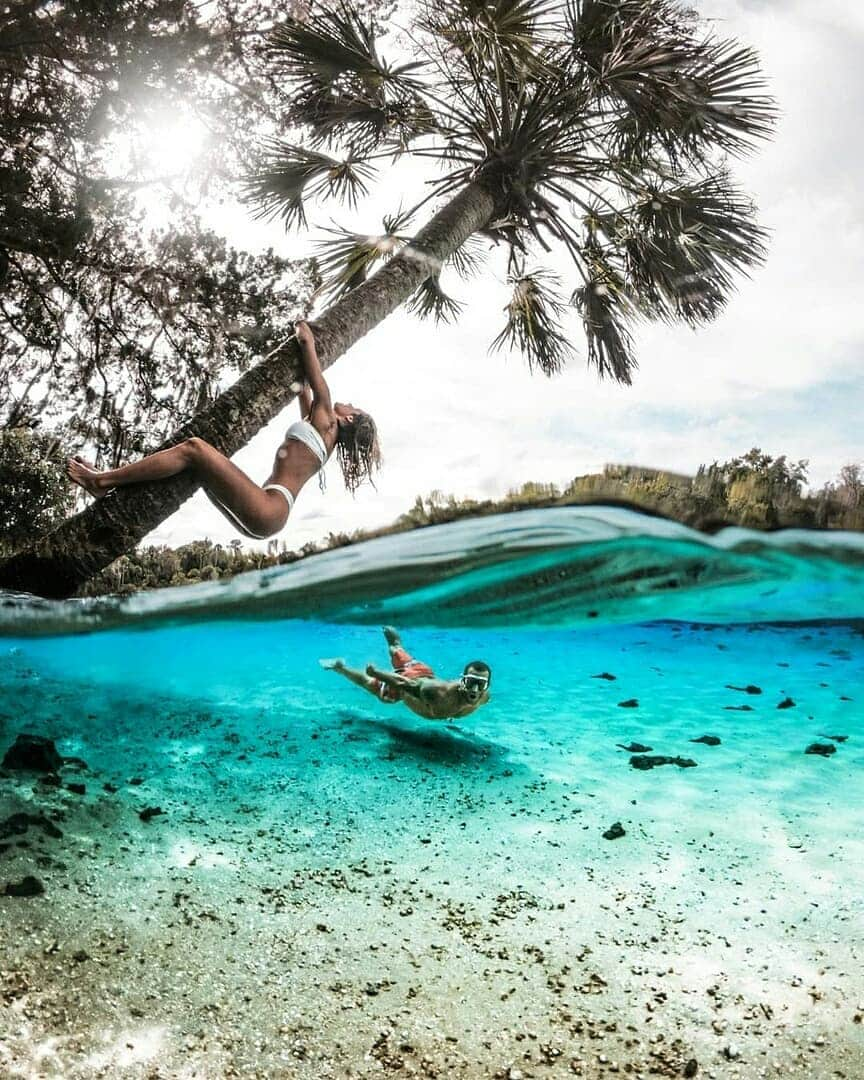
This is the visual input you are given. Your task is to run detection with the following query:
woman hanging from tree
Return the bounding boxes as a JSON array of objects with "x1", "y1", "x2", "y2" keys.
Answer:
[{"x1": 66, "y1": 322, "x2": 381, "y2": 539}]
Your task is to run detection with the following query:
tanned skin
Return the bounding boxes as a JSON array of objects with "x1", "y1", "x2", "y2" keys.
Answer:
[
  {"x1": 66, "y1": 322, "x2": 367, "y2": 539},
  {"x1": 321, "y1": 627, "x2": 491, "y2": 722}
]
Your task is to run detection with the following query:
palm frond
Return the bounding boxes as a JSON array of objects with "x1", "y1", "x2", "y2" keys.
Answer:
[
  {"x1": 420, "y1": 0, "x2": 559, "y2": 76},
  {"x1": 270, "y1": 2, "x2": 390, "y2": 83},
  {"x1": 269, "y1": 2, "x2": 434, "y2": 150},
  {"x1": 446, "y1": 234, "x2": 490, "y2": 279},
  {"x1": 571, "y1": 251, "x2": 639, "y2": 383},
  {"x1": 569, "y1": 1, "x2": 776, "y2": 164},
  {"x1": 491, "y1": 269, "x2": 574, "y2": 374},
  {"x1": 407, "y1": 275, "x2": 464, "y2": 323},
  {"x1": 681, "y1": 37, "x2": 778, "y2": 155},
  {"x1": 244, "y1": 144, "x2": 374, "y2": 228},
  {"x1": 608, "y1": 171, "x2": 769, "y2": 323},
  {"x1": 314, "y1": 219, "x2": 410, "y2": 300}
]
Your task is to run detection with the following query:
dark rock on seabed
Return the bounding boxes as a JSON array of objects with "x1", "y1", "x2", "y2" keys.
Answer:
[
  {"x1": 5, "y1": 874, "x2": 45, "y2": 897},
  {"x1": 805, "y1": 743, "x2": 837, "y2": 757},
  {"x1": 629, "y1": 755, "x2": 698, "y2": 770},
  {"x1": 777, "y1": 697, "x2": 796, "y2": 709},
  {"x1": 0, "y1": 812, "x2": 62, "y2": 840},
  {"x1": 2, "y1": 734, "x2": 63, "y2": 773},
  {"x1": 617, "y1": 742, "x2": 653, "y2": 753},
  {"x1": 690, "y1": 735, "x2": 721, "y2": 746},
  {"x1": 602, "y1": 822, "x2": 626, "y2": 840},
  {"x1": 592, "y1": 672, "x2": 617, "y2": 680},
  {"x1": 617, "y1": 699, "x2": 639, "y2": 708},
  {"x1": 819, "y1": 734, "x2": 848, "y2": 743},
  {"x1": 725, "y1": 684, "x2": 762, "y2": 695}
]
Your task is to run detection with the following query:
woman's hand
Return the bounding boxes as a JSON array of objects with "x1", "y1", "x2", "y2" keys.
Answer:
[
  {"x1": 294, "y1": 320, "x2": 330, "y2": 412},
  {"x1": 295, "y1": 320, "x2": 315, "y2": 349}
]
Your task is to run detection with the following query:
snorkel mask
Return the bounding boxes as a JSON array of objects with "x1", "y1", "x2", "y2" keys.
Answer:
[{"x1": 460, "y1": 667, "x2": 490, "y2": 698}]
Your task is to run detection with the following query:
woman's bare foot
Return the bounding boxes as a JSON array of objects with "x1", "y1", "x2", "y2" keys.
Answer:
[{"x1": 66, "y1": 456, "x2": 110, "y2": 498}]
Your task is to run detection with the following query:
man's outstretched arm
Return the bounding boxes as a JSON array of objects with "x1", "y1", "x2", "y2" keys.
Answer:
[
  {"x1": 365, "y1": 664, "x2": 424, "y2": 699},
  {"x1": 320, "y1": 658, "x2": 378, "y2": 694}
]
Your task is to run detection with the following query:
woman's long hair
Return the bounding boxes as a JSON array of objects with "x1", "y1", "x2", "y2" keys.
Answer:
[{"x1": 336, "y1": 412, "x2": 381, "y2": 494}]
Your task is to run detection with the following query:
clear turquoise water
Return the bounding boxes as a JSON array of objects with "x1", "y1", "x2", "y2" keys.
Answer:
[
  {"x1": 2, "y1": 506, "x2": 863, "y2": 1076},
  {"x1": 2, "y1": 507, "x2": 863, "y2": 844}
]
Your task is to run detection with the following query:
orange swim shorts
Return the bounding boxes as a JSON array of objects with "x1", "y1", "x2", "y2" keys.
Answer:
[{"x1": 375, "y1": 647, "x2": 435, "y2": 703}]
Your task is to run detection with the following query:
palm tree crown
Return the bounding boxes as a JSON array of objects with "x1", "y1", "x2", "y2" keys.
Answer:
[{"x1": 246, "y1": 0, "x2": 776, "y2": 383}]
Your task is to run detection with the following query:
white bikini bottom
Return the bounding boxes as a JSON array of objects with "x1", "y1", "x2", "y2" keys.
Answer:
[{"x1": 206, "y1": 483, "x2": 294, "y2": 541}]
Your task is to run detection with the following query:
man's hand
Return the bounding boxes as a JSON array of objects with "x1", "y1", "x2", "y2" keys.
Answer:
[
  {"x1": 365, "y1": 663, "x2": 381, "y2": 678},
  {"x1": 320, "y1": 657, "x2": 345, "y2": 672}
]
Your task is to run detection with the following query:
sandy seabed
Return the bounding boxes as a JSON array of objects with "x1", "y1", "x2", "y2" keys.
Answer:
[{"x1": 1, "y1": 624, "x2": 864, "y2": 1079}]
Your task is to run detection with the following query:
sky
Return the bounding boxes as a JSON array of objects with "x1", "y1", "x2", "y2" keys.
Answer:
[{"x1": 146, "y1": 0, "x2": 864, "y2": 551}]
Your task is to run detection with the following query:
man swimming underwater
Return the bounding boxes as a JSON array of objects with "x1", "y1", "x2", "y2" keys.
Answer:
[{"x1": 320, "y1": 626, "x2": 491, "y2": 721}]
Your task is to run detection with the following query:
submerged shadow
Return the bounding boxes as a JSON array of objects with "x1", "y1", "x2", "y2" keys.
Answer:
[{"x1": 337, "y1": 710, "x2": 508, "y2": 767}]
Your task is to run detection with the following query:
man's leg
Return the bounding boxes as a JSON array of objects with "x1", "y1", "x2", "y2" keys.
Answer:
[{"x1": 382, "y1": 626, "x2": 412, "y2": 670}]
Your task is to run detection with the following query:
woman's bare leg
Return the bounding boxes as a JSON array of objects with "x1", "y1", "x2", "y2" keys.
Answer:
[
  {"x1": 67, "y1": 444, "x2": 196, "y2": 497},
  {"x1": 67, "y1": 437, "x2": 290, "y2": 538}
]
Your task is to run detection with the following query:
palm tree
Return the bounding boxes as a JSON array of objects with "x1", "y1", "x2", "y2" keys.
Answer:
[{"x1": 0, "y1": 0, "x2": 775, "y2": 597}]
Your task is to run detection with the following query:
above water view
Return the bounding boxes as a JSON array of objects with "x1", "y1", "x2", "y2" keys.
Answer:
[{"x1": 2, "y1": 508, "x2": 863, "y2": 1077}]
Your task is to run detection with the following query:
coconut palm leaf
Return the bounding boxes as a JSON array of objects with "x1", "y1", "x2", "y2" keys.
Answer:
[
  {"x1": 407, "y1": 274, "x2": 464, "y2": 322},
  {"x1": 491, "y1": 269, "x2": 574, "y2": 374},
  {"x1": 269, "y1": 2, "x2": 432, "y2": 150},
  {"x1": 567, "y1": 1, "x2": 775, "y2": 165},
  {"x1": 604, "y1": 171, "x2": 769, "y2": 323},
  {"x1": 572, "y1": 253, "x2": 639, "y2": 383},
  {"x1": 244, "y1": 144, "x2": 375, "y2": 228},
  {"x1": 313, "y1": 212, "x2": 413, "y2": 300},
  {"x1": 421, "y1": 0, "x2": 559, "y2": 75}
]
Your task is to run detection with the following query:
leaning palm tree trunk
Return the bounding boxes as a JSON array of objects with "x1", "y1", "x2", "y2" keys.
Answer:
[{"x1": 0, "y1": 181, "x2": 496, "y2": 599}]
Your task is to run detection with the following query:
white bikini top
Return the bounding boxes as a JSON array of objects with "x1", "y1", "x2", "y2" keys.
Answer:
[
  {"x1": 285, "y1": 419, "x2": 329, "y2": 490},
  {"x1": 285, "y1": 419, "x2": 328, "y2": 466}
]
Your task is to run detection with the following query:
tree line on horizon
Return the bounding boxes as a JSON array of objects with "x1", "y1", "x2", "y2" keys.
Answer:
[{"x1": 1, "y1": 441, "x2": 856, "y2": 597}]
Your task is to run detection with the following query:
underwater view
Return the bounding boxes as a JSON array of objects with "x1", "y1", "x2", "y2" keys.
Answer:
[{"x1": 1, "y1": 507, "x2": 863, "y2": 1078}]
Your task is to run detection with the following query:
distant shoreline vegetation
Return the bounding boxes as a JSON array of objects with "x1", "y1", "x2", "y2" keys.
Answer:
[{"x1": 57, "y1": 449, "x2": 864, "y2": 597}]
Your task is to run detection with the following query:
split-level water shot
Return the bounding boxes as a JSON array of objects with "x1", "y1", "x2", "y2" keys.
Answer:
[{"x1": 1, "y1": 1, "x2": 862, "y2": 1077}]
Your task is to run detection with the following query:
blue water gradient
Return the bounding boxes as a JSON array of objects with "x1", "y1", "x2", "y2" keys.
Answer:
[{"x1": 1, "y1": 506, "x2": 861, "y2": 847}]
